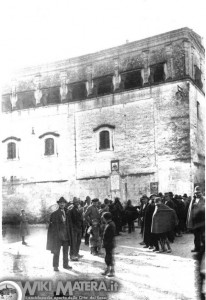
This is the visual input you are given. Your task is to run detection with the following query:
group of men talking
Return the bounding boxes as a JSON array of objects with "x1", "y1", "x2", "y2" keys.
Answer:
[{"x1": 46, "y1": 196, "x2": 116, "y2": 276}]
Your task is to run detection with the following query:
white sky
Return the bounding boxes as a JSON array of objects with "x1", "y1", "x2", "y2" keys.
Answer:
[{"x1": 0, "y1": 0, "x2": 205, "y2": 83}]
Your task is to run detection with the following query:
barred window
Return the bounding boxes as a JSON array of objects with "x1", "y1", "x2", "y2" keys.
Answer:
[
  {"x1": 7, "y1": 142, "x2": 16, "y2": 159},
  {"x1": 45, "y1": 138, "x2": 54, "y2": 155},
  {"x1": 99, "y1": 130, "x2": 110, "y2": 150}
]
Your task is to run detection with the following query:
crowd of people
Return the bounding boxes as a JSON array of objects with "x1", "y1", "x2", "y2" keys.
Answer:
[{"x1": 43, "y1": 187, "x2": 204, "y2": 278}]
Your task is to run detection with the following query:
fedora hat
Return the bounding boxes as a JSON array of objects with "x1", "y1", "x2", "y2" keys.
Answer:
[{"x1": 57, "y1": 197, "x2": 67, "y2": 204}]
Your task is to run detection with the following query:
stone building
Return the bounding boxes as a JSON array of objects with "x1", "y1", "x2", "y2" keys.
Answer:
[{"x1": 1, "y1": 27, "x2": 205, "y2": 221}]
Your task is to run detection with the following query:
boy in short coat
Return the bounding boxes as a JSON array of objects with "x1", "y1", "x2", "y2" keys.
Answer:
[{"x1": 102, "y1": 212, "x2": 116, "y2": 277}]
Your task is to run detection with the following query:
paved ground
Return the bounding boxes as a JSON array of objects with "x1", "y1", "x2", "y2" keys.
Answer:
[{"x1": 0, "y1": 226, "x2": 200, "y2": 300}]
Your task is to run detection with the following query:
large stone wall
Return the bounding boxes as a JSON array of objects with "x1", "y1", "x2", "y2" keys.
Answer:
[
  {"x1": 1, "y1": 27, "x2": 205, "y2": 222},
  {"x1": 189, "y1": 82, "x2": 205, "y2": 190},
  {"x1": 2, "y1": 80, "x2": 201, "y2": 221}
]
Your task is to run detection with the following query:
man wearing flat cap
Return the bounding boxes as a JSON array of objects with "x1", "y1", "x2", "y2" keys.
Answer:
[
  {"x1": 84, "y1": 198, "x2": 101, "y2": 225},
  {"x1": 46, "y1": 197, "x2": 72, "y2": 271}
]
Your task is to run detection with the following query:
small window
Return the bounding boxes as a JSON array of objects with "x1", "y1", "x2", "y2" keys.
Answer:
[
  {"x1": 194, "y1": 66, "x2": 203, "y2": 90},
  {"x1": 93, "y1": 125, "x2": 115, "y2": 152},
  {"x1": 121, "y1": 70, "x2": 142, "y2": 90},
  {"x1": 41, "y1": 87, "x2": 61, "y2": 105},
  {"x1": 150, "y1": 63, "x2": 165, "y2": 83},
  {"x1": 197, "y1": 101, "x2": 200, "y2": 119},
  {"x1": 71, "y1": 82, "x2": 87, "y2": 101},
  {"x1": 2, "y1": 94, "x2": 12, "y2": 112},
  {"x1": 7, "y1": 142, "x2": 16, "y2": 159},
  {"x1": 95, "y1": 76, "x2": 113, "y2": 96},
  {"x1": 45, "y1": 138, "x2": 54, "y2": 155},
  {"x1": 99, "y1": 130, "x2": 110, "y2": 150}
]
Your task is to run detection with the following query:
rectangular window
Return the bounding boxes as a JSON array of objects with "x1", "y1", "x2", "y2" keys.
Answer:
[
  {"x1": 70, "y1": 82, "x2": 87, "y2": 101},
  {"x1": 45, "y1": 138, "x2": 54, "y2": 155},
  {"x1": 2, "y1": 94, "x2": 12, "y2": 112},
  {"x1": 42, "y1": 87, "x2": 61, "y2": 105},
  {"x1": 197, "y1": 101, "x2": 200, "y2": 119},
  {"x1": 194, "y1": 66, "x2": 203, "y2": 90},
  {"x1": 7, "y1": 142, "x2": 16, "y2": 159},
  {"x1": 99, "y1": 130, "x2": 110, "y2": 150},
  {"x1": 150, "y1": 63, "x2": 165, "y2": 83},
  {"x1": 121, "y1": 69, "x2": 142, "y2": 90},
  {"x1": 94, "y1": 76, "x2": 113, "y2": 96}
]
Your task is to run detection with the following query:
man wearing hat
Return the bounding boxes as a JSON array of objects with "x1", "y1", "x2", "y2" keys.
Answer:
[
  {"x1": 83, "y1": 196, "x2": 91, "y2": 245},
  {"x1": 46, "y1": 197, "x2": 72, "y2": 271},
  {"x1": 139, "y1": 195, "x2": 149, "y2": 244},
  {"x1": 187, "y1": 186, "x2": 205, "y2": 252},
  {"x1": 69, "y1": 197, "x2": 83, "y2": 261},
  {"x1": 84, "y1": 198, "x2": 101, "y2": 225}
]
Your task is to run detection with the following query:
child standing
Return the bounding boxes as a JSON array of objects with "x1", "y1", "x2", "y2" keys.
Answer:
[
  {"x1": 87, "y1": 219, "x2": 102, "y2": 255},
  {"x1": 20, "y1": 209, "x2": 29, "y2": 245},
  {"x1": 101, "y1": 212, "x2": 116, "y2": 277}
]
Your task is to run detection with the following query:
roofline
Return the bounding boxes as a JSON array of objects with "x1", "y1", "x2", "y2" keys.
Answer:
[{"x1": 11, "y1": 27, "x2": 204, "y2": 78}]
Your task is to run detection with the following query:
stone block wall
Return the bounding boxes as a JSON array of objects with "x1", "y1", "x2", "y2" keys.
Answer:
[{"x1": 1, "y1": 28, "x2": 205, "y2": 222}]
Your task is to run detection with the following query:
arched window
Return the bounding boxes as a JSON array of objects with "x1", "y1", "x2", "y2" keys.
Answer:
[
  {"x1": 99, "y1": 130, "x2": 110, "y2": 150},
  {"x1": 93, "y1": 124, "x2": 115, "y2": 152},
  {"x1": 7, "y1": 142, "x2": 16, "y2": 159},
  {"x1": 39, "y1": 132, "x2": 60, "y2": 157},
  {"x1": 45, "y1": 138, "x2": 54, "y2": 155}
]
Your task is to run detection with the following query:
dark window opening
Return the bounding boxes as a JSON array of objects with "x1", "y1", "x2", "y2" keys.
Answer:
[
  {"x1": 121, "y1": 70, "x2": 142, "y2": 90},
  {"x1": 7, "y1": 142, "x2": 16, "y2": 159},
  {"x1": 150, "y1": 63, "x2": 165, "y2": 83},
  {"x1": 71, "y1": 82, "x2": 87, "y2": 101},
  {"x1": 194, "y1": 66, "x2": 203, "y2": 90},
  {"x1": 45, "y1": 138, "x2": 54, "y2": 155},
  {"x1": 2, "y1": 94, "x2": 12, "y2": 112},
  {"x1": 197, "y1": 101, "x2": 200, "y2": 119},
  {"x1": 42, "y1": 87, "x2": 60, "y2": 105},
  {"x1": 96, "y1": 76, "x2": 113, "y2": 96},
  {"x1": 99, "y1": 131, "x2": 110, "y2": 150},
  {"x1": 17, "y1": 91, "x2": 36, "y2": 109}
]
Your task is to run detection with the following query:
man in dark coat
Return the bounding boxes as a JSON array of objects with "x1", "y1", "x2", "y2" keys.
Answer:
[
  {"x1": 83, "y1": 196, "x2": 91, "y2": 245},
  {"x1": 124, "y1": 200, "x2": 139, "y2": 233},
  {"x1": 69, "y1": 197, "x2": 83, "y2": 261},
  {"x1": 46, "y1": 197, "x2": 72, "y2": 271},
  {"x1": 109, "y1": 197, "x2": 123, "y2": 235},
  {"x1": 187, "y1": 186, "x2": 205, "y2": 252},
  {"x1": 139, "y1": 195, "x2": 149, "y2": 245},
  {"x1": 151, "y1": 197, "x2": 178, "y2": 253},
  {"x1": 143, "y1": 195, "x2": 156, "y2": 249}
]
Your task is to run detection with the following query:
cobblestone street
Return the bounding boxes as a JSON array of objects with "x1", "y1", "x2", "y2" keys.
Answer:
[{"x1": 1, "y1": 226, "x2": 199, "y2": 300}]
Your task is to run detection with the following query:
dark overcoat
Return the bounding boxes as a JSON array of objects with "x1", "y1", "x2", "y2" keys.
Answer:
[
  {"x1": 143, "y1": 203, "x2": 155, "y2": 244},
  {"x1": 151, "y1": 204, "x2": 178, "y2": 234},
  {"x1": 103, "y1": 220, "x2": 116, "y2": 249},
  {"x1": 187, "y1": 196, "x2": 205, "y2": 230},
  {"x1": 46, "y1": 208, "x2": 72, "y2": 254},
  {"x1": 19, "y1": 214, "x2": 29, "y2": 237}
]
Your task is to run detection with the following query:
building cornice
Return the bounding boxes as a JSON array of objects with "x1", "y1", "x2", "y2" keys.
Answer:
[{"x1": 10, "y1": 28, "x2": 204, "y2": 78}]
